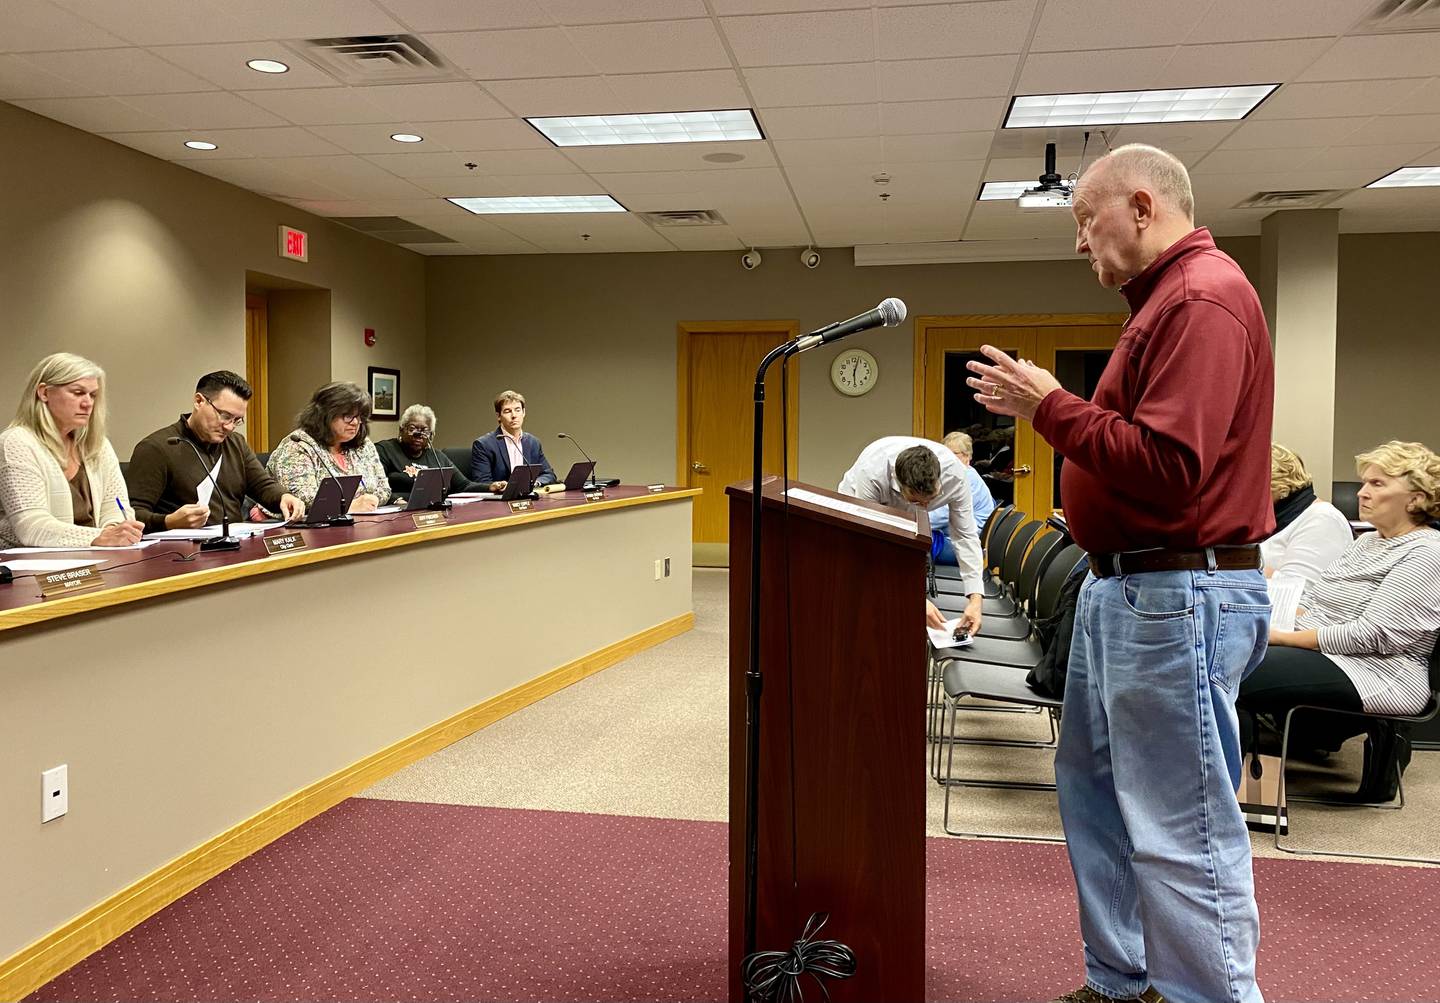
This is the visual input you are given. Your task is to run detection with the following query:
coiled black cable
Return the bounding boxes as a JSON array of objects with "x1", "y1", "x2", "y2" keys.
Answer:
[{"x1": 741, "y1": 913, "x2": 857, "y2": 1002}]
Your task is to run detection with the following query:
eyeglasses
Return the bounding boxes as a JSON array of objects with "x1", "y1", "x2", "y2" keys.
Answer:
[
  {"x1": 338, "y1": 414, "x2": 362, "y2": 425},
  {"x1": 202, "y1": 396, "x2": 245, "y2": 428},
  {"x1": 401, "y1": 424, "x2": 432, "y2": 436}
]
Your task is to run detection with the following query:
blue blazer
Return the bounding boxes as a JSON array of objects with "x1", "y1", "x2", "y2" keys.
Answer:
[{"x1": 471, "y1": 429, "x2": 556, "y2": 487}]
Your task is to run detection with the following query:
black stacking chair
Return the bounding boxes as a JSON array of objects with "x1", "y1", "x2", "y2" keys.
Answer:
[
  {"x1": 935, "y1": 503, "x2": 1013, "y2": 589},
  {"x1": 1272, "y1": 642, "x2": 1440, "y2": 864},
  {"x1": 936, "y1": 507, "x2": 1024, "y2": 600},
  {"x1": 939, "y1": 528, "x2": 1067, "y2": 639},
  {"x1": 443, "y1": 446, "x2": 473, "y2": 473},
  {"x1": 1330, "y1": 480, "x2": 1362, "y2": 521}
]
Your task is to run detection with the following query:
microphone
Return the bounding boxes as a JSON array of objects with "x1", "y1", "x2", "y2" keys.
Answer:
[
  {"x1": 789, "y1": 297, "x2": 907, "y2": 354},
  {"x1": 166, "y1": 436, "x2": 240, "y2": 552},
  {"x1": 423, "y1": 445, "x2": 453, "y2": 510},
  {"x1": 288, "y1": 433, "x2": 355, "y2": 527},
  {"x1": 557, "y1": 432, "x2": 610, "y2": 490}
]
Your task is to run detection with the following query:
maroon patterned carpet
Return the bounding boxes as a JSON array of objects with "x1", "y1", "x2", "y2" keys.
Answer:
[{"x1": 27, "y1": 798, "x2": 1440, "y2": 1002}]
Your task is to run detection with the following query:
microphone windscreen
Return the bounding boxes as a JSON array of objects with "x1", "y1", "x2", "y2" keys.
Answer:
[
  {"x1": 879, "y1": 297, "x2": 908, "y2": 326},
  {"x1": 166, "y1": 436, "x2": 182, "y2": 444}
]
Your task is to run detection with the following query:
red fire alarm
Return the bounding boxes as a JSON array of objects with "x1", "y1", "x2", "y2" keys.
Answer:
[{"x1": 364, "y1": 328, "x2": 376, "y2": 347}]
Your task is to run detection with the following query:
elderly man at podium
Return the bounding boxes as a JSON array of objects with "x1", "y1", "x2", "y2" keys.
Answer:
[{"x1": 839, "y1": 435, "x2": 984, "y2": 634}]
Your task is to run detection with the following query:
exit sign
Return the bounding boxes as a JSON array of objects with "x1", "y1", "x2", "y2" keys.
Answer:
[{"x1": 279, "y1": 225, "x2": 308, "y2": 262}]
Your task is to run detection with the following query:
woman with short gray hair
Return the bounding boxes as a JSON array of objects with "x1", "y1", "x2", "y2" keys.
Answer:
[{"x1": 375, "y1": 403, "x2": 481, "y2": 496}]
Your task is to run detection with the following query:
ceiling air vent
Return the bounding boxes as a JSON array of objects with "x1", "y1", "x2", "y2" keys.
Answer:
[
  {"x1": 1233, "y1": 190, "x2": 1344, "y2": 210},
  {"x1": 1355, "y1": 0, "x2": 1440, "y2": 34},
  {"x1": 289, "y1": 35, "x2": 460, "y2": 85},
  {"x1": 333, "y1": 217, "x2": 458, "y2": 246},
  {"x1": 637, "y1": 209, "x2": 728, "y2": 227}
]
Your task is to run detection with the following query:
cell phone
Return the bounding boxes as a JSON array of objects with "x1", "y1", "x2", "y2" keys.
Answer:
[{"x1": 952, "y1": 627, "x2": 971, "y2": 643}]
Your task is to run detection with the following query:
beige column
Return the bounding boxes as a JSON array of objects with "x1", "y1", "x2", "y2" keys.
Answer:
[{"x1": 1258, "y1": 209, "x2": 1340, "y2": 497}]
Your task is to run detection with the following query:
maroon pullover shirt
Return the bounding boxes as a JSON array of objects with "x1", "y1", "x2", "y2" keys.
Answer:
[{"x1": 1033, "y1": 227, "x2": 1276, "y2": 556}]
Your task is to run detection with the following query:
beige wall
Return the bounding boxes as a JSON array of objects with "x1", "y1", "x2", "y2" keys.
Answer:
[
  {"x1": 1334, "y1": 232, "x2": 1440, "y2": 477},
  {"x1": 0, "y1": 101, "x2": 426, "y2": 456},
  {"x1": 425, "y1": 239, "x2": 1261, "y2": 489},
  {"x1": 265, "y1": 289, "x2": 333, "y2": 445}
]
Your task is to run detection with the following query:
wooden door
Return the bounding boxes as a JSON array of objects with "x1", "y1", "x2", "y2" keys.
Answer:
[
  {"x1": 677, "y1": 321, "x2": 799, "y2": 565},
  {"x1": 244, "y1": 293, "x2": 270, "y2": 452},
  {"x1": 914, "y1": 314, "x2": 1125, "y2": 520}
]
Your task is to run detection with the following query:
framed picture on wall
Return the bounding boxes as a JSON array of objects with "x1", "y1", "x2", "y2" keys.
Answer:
[{"x1": 367, "y1": 367, "x2": 400, "y2": 421}]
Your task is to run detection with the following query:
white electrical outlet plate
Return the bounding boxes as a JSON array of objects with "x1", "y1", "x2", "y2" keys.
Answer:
[
  {"x1": 653, "y1": 558, "x2": 663, "y2": 581},
  {"x1": 42, "y1": 764, "x2": 68, "y2": 823}
]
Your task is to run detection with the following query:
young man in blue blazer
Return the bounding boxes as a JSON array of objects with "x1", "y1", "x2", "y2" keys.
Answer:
[{"x1": 470, "y1": 389, "x2": 557, "y2": 491}]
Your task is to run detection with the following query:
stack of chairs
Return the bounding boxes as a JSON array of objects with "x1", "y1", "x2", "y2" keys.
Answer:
[{"x1": 927, "y1": 506, "x2": 1088, "y2": 840}]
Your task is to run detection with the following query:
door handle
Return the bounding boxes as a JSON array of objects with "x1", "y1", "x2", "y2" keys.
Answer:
[
  {"x1": 691, "y1": 461, "x2": 710, "y2": 474},
  {"x1": 1012, "y1": 465, "x2": 1033, "y2": 477}
]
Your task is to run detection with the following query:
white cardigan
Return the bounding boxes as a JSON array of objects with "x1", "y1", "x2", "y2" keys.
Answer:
[
  {"x1": 0, "y1": 425, "x2": 130, "y2": 548},
  {"x1": 1260, "y1": 498, "x2": 1354, "y2": 588}
]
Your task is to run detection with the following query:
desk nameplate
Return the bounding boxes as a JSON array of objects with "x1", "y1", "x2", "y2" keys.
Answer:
[
  {"x1": 263, "y1": 532, "x2": 308, "y2": 555},
  {"x1": 38, "y1": 566, "x2": 106, "y2": 599},
  {"x1": 412, "y1": 512, "x2": 447, "y2": 529},
  {"x1": 508, "y1": 500, "x2": 533, "y2": 512}
]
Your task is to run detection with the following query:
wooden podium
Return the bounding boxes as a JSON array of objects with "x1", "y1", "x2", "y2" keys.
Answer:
[{"x1": 726, "y1": 477, "x2": 929, "y2": 1001}]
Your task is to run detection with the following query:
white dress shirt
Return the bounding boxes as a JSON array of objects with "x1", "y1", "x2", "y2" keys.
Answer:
[
  {"x1": 838, "y1": 435, "x2": 984, "y2": 595},
  {"x1": 1261, "y1": 499, "x2": 1354, "y2": 587}
]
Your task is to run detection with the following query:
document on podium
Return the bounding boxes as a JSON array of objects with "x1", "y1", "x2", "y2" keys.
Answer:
[{"x1": 785, "y1": 487, "x2": 919, "y2": 534}]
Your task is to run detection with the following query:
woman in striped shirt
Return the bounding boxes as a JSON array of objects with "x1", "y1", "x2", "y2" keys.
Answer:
[{"x1": 1239, "y1": 441, "x2": 1440, "y2": 790}]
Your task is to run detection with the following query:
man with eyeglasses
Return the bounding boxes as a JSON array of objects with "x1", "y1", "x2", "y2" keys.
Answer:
[{"x1": 127, "y1": 370, "x2": 304, "y2": 532}]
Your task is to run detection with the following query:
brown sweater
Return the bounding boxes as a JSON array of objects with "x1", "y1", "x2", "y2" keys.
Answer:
[{"x1": 126, "y1": 417, "x2": 286, "y2": 532}]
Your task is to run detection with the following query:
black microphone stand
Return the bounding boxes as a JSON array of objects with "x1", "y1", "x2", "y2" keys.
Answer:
[{"x1": 170, "y1": 436, "x2": 240, "y2": 552}]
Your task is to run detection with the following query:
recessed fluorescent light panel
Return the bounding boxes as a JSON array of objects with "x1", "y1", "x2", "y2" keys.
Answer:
[
  {"x1": 1367, "y1": 166, "x2": 1440, "y2": 188},
  {"x1": 526, "y1": 109, "x2": 762, "y2": 147},
  {"x1": 246, "y1": 58, "x2": 289, "y2": 74},
  {"x1": 978, "y1": 181, "x2": 1070, "y2": 201},
  {"x1": 446, "y1": 195, "x2": 627, "y2": 214},
  {"x1": 1005, "y1": 85, "x2": 1278, "y2": 128}
]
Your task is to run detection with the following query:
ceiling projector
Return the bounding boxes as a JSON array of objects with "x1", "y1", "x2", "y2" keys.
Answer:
[{"x1": 1018, "y1": 142, "x2": 1073, "y2": 212}]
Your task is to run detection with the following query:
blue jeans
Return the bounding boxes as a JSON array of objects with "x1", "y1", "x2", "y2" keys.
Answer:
[{"x1": 1057, "y1": 568, "x2": 1270, "y2": 1003}]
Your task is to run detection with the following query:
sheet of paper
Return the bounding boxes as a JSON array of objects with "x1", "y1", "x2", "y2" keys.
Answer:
[
  {"x1": 450, "y1": 492, "x2": 501, "y2": 501},
  {"x1": 1267, "y1": 575, "x2": 1305, "y2": 632},
  {"x1": 447, "y1": 496, "x2": 486, "y2": 506},
  {"x1": 2, "y1": 541, "x2": 160, "y2": 553},
  {"x1": 144, "y1": 522, "x2": 284, "y2": 540},
  {"x1": 928, "y1": 617, "x2": 975, "y2": 651},
  {"x1": 785, "y1": 487, "x2": 919, "y2": 534},
  {"x1": 353, "y1": 505, "x2": 404, "y2": 515},
  {"x1": 0, "y1": 559, "x2": 104, "y2": 572}
]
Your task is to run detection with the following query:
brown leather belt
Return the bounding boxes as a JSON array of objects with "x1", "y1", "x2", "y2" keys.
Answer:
[{"x1": 1088, "y1": 545, "x2": 1262, "y2": 579}]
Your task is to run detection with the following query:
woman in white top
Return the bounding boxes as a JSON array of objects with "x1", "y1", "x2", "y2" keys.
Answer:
[
  {"x1": 0, "y1": 353, "x2": 145, "y2": 548},
  {"x1": 1239, "y1": 441, "x2": 1440, "y2": 798},
  {"x1": 1261, "y1": 443, "x2": 1353, "y2": 587}
]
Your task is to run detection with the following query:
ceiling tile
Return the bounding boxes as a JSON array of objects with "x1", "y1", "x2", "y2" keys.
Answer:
[
  {"x1": 1298, "y1": 35, "x2": 1440, "y2": 83},
  {"x1": 418, "y1": 118, "x2": 550, "y2": 150},
  {"x1": 184, "y1": 157, "x2": 348, "y2": 199},
  {"x1": 878, "y1": 55, "x2": 1019, "y2": 102},
  {"x1": 307, "y1": 124, "x2": 452, "y2": 154},
  {"x1": 1016, "y1": 46, "x2": 1176, "y2": 94},
  {"x1": 118, "y1": 91, "x2": 289, "y2": 129},
  {"x1": 0, "y1": 53, "x2": 102, "y2": 99},
  {"x1": 213, "y1": 0, "x2": 406, "y2": 39},
  {"x1": 151, "y1": 42, "x2": 344, "y2": 90},
  {"x1": 604, "y1": 69, "x2": 751, "y2": 113},
  {"x1": 743, "y1": 63, "x2": 878, "y2": 107},
  {"x1": 442, "y1": 173, "x2": 608, "y2": 196},
  {"x1": 773, "y1": 136, "x2": 885, "y2": 165},
  {"x1": 1218, "y1": 116, "x2": 1369, "y2": 150},
  {"x1": 877, "y1": 1, "x2": 1036, "y2": 60},
  {"x1": 1405, "y1": 79, "x2": 1440, "y2": 116},
  {"x1": 0, "y1": 0, "x2": 131, "y2": 52},
  {"x1": 102, "y1": 130, "x2": 256, "y2": 160},
  {"x1": 1334, "y1": 114, "x2": 1440, "y2": 148},
  {"x1": 283, "y1": 197, "x2": 454, "y2": 216},
  {"x1": 47, "y1": 0, "x2": 254, "y2": 45},
  {"x1": 1183, "y1": 0, "x2": 1372, "y2": 44},
  {"x1": 432, "y1": 27, "x2": 597, "y2": 79},
  {"x1": 363, "y1": 153, "x2": 492, "y2": 178},
  {"x1": 244, "y1": 87, "x2": 389, "y2": 125},
  {"x1": 711, "y1": 0, "x2": 879, "y2": 11},
  {"x1": 721, "y1": 11, "x2": 873, "y2": 67},
  {"x1": 565, "y1": 19, "x2": 731, "y2": 74},
  {"x1": 651, "y1": 226, "x2": 746, "y2": 250},
  {"x1": 483, "y1": 76, "x2": 621, "y2": 116},
  {"x1": 1309, "y1": 143, "x2": 1439, "y2": 173},
  {"x1": 1191, "y1": 148, "x2": 1319, "y2": 175},
  {"x1": 266, "y1": 154, "x2": 431, "y2": 198},
  {"x1": 13, "y1": 95, "x2": 176, "y2": 132},
  {"x1": 361, "y1": 82, "x2": 512, "y2": 121},
  {"x1": 543, "y1": 0, "x2": 710, "y2": 24},
  {"x1": 376, "y1": 0, "x2": 556, "y2": 30},
  {"x1": 1107, "y1": 121, "x2": 1238, "y2": 153},
  {"x1": 446, "y1": 148, "x2": 584, "y2": 173},
  {"x1": 599, "y1": 171, "x2": 705, "y2": 195},
  {"x1": 1031, "y1": 0, "x2": 1207, "y2": 52},
  {"x1": 191, "y1": 125, "x2": 351, "y2": 157},
  {"x1": 758, "y1": 103, "x2": 880, "y2": 140},
  {"x1": 39, "y1": 47, "x2": 220, "y2": 95},
  {"x1": 1250, "y1": 78, "x2": 1433, "y2": 120},
  {"x1": 881, "y1": 97, "x2": 1005, "y2": 135},
  {"x1": 1157, "y1": 38, "x2": 1330, "y2": 89},
  {"x1": 882, "y1": 132, "x2": 992, "y2": 161}
]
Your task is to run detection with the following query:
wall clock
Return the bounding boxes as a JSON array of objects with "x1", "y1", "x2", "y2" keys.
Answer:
[{"x1": 831, "y1": 348, "x2": 878, "y2": 397}]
